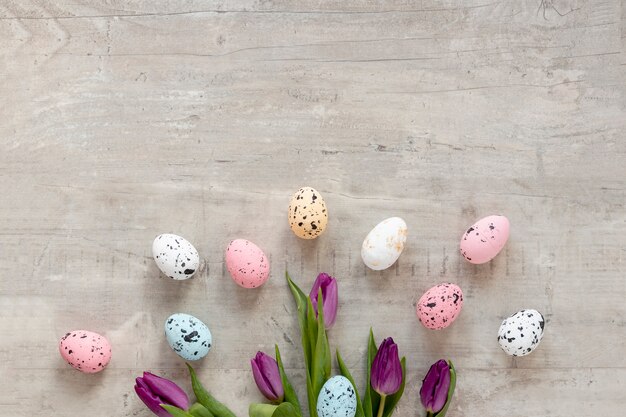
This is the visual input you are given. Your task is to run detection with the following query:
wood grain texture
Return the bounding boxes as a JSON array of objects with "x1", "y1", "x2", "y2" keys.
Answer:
[{"x1": 0, "y1": 0, "x2": 624, "y2": 416}]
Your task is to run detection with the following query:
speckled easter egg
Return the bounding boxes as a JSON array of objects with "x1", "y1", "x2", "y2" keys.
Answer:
[
  {"x1": 164, "y1": 313, "x2": 212, "y2": 361},
  {"x1": 59, "y1": 330, "x2": 112, "y2": 373},
  {"x1": 288, "y1": 187, "x2": 328, "y2": 239},
  {"x1": 417, "y1": 283, "x2": 464, "y2": 330},
  {"x1": 460, "y1": 215, "x2": 509, "y2": 264},
  {"x1": 225, "y1": 239, "x2": 270, "y2": 288},
  {"x1": 361, "y1": 217, "x2": 408, "y2": 271},
  {"x1": 152, "y1": 233, "x2": 200, "y2": 280},
  {"x1": 316, "y1": 376, "x2": 357, "y2": 417},
  {"x1": 498, "y1": 309, "x2": 545, "y2": 356}
]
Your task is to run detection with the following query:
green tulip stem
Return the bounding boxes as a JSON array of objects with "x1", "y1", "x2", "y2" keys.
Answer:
[{"x1": 377, "y1": 395, "x2": 386, "y2": 417}]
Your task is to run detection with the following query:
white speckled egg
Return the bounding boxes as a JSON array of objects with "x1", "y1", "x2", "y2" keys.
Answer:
[
  {"x1": 288, "y1": 187, "x2": 328, "y2": 239},
  {"x1": 164, "y1": 313, "x2": 212, "y2": 361},
  {"x1": 498, "y1": 309, "x2": 545, "y2": 356},
  {"x1": 317, "y1": 376, "x2": 357, "y2": 417},
  {"x1": 152, "y1": 233, "x2": 200, "y2": 280},
  {"x1": 361, "y1": 217, "x2": 407, "y2": 271}
]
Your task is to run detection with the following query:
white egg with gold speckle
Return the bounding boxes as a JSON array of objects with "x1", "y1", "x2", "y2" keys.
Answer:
[{"x1": 361, "y1": 217, "x2": 407, "y2": 270}]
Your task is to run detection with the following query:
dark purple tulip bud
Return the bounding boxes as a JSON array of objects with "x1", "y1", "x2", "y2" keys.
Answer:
[
  {"x1": 251, "y1": 351, "x2": 284, "y2": 402},
  {"x1": 419, "y1": 360, "x2": 451, "y2": 414},
  {"x1": 309, "y1": 273, "x2": 339, "y2": 328},
  {"x1": 134, "y1": 372, "x2": 190, "y2": 417},
  {"x1": 370, "y1": 337, "x2": 402, "y2": 396}
]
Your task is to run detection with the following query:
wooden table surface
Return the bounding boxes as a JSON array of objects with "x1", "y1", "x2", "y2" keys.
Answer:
[{"x1": 1, "y1": 1, "x2": 624, "y2": 416}]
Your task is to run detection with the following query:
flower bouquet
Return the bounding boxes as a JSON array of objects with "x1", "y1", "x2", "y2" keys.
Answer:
[{"x1": 135, "y1": 272, "x2": 419, "y2": 417}]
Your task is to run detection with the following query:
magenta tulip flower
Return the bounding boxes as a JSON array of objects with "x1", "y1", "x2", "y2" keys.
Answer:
[
  {"x1": 370, "y1": 337, "x2": 402, "y2": 396},
  {"x1": 251, "y1": 351, "x2": 284, "y2": 402},
  {"x1": 309, "y1": 272, "x2": 338, "y2": 328},
  {"x1": 419, "y1": 360, "x2": 451, "y2": 414},
  {"x1": 134, "y1": 372, "x2": 190, "y2": 417}
]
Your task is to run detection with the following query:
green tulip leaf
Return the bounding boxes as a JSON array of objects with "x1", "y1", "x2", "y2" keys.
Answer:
[
  {"x1": 190, "y1": 403, "x2": 216, "y2": 417},
  {"x1": 306, "y1": 296, "x2": 318, "y2": 372},
  {"x1": 311, "y1": 289, "x2": 330, "y2": 411},
  {"x1": 161, "y1": 405, "x2": 195, "y2": 417},
  {"x1": 249, "y1": 404, "x2": 279, "y2": 417},
  {"x1": 433, "y1": 361, "x2": 456, "y2": 417},
  {"x1": 316, "y1": 289, "x2": 331, "y2": 381},
  {"x1": 186, "y1": 363, "x2": 237, "y2": 417},
  {"x1": 363, "y1": 329, "x2": 380, "y2": 417},
  {"x1": 306, "y1": 371, "x2": 317, "y2": 417},
  {"x1": 275, "y1": 345, "x2": 302, "y2": 415},
  {"x1": 382, "y1": 357, "x2": 406, "y2": 417},
  {"x1": 286, "y1": 272, "x2": 312, "y2": 370},
  {"x1": 336, "y1": 349, "x2": 365, "y2": 417},
  {"x1": 272, "y1": 402, "x2": 301, "y2": 417}
]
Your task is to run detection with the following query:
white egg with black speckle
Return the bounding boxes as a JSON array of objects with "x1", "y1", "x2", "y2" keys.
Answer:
[
  {"x1": 498, "y1": 309, "x2": 545, "y2": 356},
  {"x1": 164, "y1": 313, "x2": 212, "y2": 360},
  {"x1": 152, "y1": 233, "x2": 200, "y2": 280},
  {"x1": 317, "y1": 376, "x2": 357, "y2": 417}
]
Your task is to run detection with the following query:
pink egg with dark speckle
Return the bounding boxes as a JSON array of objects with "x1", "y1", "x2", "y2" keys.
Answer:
[
  {"x1": 417, "y1": 283, "x2": 464, "y2": 330},
  {"x1": 460, "y1": 215, "x2": 510, "y2": 264},
  {"x1": 225, "y1": 239, "x2": 270, "y2": 288},
  {"x1": 59, "y1": 330, "x2": 111, "y2": 373}
]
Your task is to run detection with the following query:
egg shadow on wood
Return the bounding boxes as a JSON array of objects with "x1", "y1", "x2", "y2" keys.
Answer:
[
  {"x1": 143, "y1": 258, "x2": 205, "y2": 308},
  {"x1": 53, "y1": 366, "x2": 108, "y2": 395}
]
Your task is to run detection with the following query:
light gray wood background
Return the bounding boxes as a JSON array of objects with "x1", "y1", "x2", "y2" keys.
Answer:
[{"x1": 0, "y1": 1, "x2": 624, "y2": 416}]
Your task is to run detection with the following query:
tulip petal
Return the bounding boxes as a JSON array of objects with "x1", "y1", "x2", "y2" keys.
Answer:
[
  {"x1": 431, "y1": 362, "x2": 450, "y2": 412},
  {"x1": 370, "y1": 338, "x2": 402, "y2": 396},
  {"x1": 323, "y1": 278, "x2": 338, "y2": 327},
  {"x1": 419, "y1": 360, "x2": 451, "y2": 414},
  {"x1": 257, "y1": 353, "x2": 283, "y2": 396},
  {"x1": 309, "y1": 273, "x2": 339, "y2": 329},
  {"x1": 419, "y1": 362, "x2": 440, "y2": 410},
  {"x1": 252, "y1": 358, "x2": 278, "y2": 400},
  {"x1": 135, "y1": 384, "x2": 173, "y2": 417},
  {"x1": 142, "y1": 372, "x2": 190, "y2": 411},
  {"x1": 251, "y1": 352, "x2": 284, "y2": 402}
]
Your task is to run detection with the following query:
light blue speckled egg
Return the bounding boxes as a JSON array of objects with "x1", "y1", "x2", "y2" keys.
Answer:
[
  {"x1": 164, "y1": 313, "x2": 212, "y2": 361},
  {"x1": 317, "y1": 376, "x2": 357, "y2": 417}
]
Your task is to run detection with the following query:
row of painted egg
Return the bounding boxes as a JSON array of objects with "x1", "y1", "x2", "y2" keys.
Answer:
[
  {"x1": 151, "y1": 186, "x2": 511, "y2": 287},
  {"x1": 58, "y1": 186, "x2": 545, "y2": 373},
  {"x1": 58, "y1": 304, "x2": 545, "y2": 374}
]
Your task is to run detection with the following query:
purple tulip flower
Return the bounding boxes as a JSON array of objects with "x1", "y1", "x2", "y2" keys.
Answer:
[
  {"x1": 419, "y1": 360, "x2": 451, "y2": 414},
  {"x1": 370, "y1": 337, "x2": 402, "y2": 396},
  {"x1": 309, "y1": 273, "x2": 338, "y2": 328},
  {"x1": 251, "y1": 351, "x2": 284, "y2": 402},
  {"x1": 134, "y1": 372, "x2": 190, "y2": 417}
]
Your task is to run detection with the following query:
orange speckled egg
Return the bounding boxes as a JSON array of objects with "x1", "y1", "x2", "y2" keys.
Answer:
[{"x1": 288, "y1": 187, "x2": 328, "y2": 239}]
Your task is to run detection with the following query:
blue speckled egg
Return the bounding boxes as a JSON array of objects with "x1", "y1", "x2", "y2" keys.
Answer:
[
  {"x1": 317, "y1": 376, "x2": 357, "y2": 417},
  {"x1": 164, "y1": 313, "x2": 212, "y2": 361}
]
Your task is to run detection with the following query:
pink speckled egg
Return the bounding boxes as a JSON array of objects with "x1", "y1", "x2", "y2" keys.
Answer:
[
  {"x1": 59, "y1": 330, "x2": 111, "y2": 373},
  {"x1": 225, "y1": 239, "x2": 270, "y2": 288},
  {"x1": 416, "y1": 283, "x2": 464, "y2": 330},
  {"x1": 460, "y1": 215, "x2": 510, "y2": 264}
]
